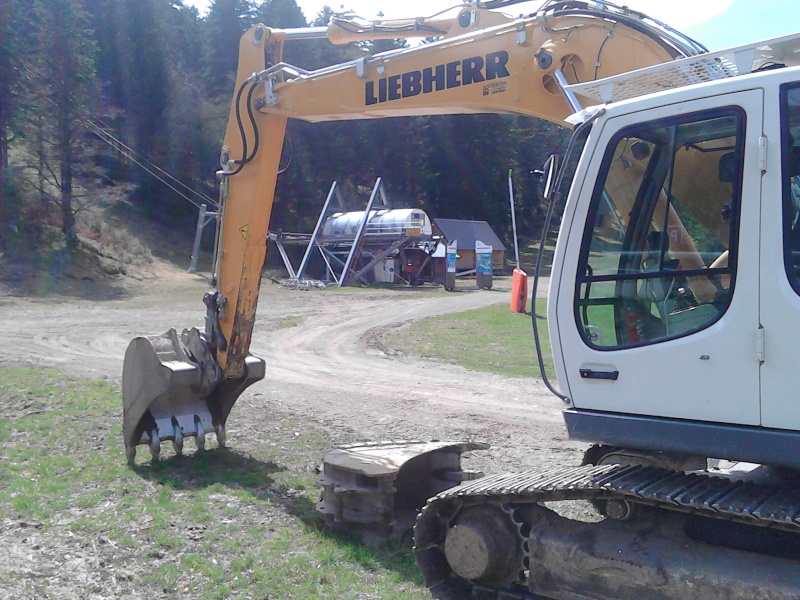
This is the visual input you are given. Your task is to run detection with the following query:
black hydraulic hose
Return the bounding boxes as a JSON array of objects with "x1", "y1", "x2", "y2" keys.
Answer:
[
  {"x1": 243, "y1": 81, "x2": 261, "y2": 163},
  {"x1": 229, "y1": 79, "x2": 249, "y2": 175},
  {"x1": 225, "y1": 78, "x2": 262, "y2": 177},
  {"x1": 530, "y1": 182, "x2": 569, "y2": 403},
  {"x1": 529, "y1": 112, "x2": 602, "y2": 403}
]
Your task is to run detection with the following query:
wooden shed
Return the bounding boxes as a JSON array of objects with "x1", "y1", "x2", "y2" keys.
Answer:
[{"x1": 432, "y1": 219, "x2": 507, "y2": 282}]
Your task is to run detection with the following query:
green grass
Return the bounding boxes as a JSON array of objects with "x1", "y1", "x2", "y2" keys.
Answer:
[
  {"x1": 277, "y1": 315, "x2": 303, "y2": 328},
  {"x1": 0, "y1": 367, "x2": 429, "y2": 599},
  {"x1": 0, "y1": 295, "x2": 556, "y2": 597},
  {"x1": 375, "y1": 298, "x2": 555, "y2": 380}
]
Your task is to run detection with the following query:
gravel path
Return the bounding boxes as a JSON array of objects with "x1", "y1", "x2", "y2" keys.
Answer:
[{"x1": 0, "y1": 273, "x2": 583, "y2": 477}]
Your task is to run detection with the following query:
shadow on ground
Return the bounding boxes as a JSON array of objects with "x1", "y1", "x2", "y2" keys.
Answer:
[
  {"x1": 134, "y1": 447, "x2": 283, "y2": 500},
  {"x1": 134, "y1": 446, "x2": 426, "y2": 587}
]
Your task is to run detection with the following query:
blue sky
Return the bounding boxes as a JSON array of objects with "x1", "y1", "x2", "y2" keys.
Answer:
[
  {"x1": 184, "y1": 0, "x2": 799, "y2": 51},
  {"x1": 680, "y1": 0, "x2": 799, "y2": 49}
]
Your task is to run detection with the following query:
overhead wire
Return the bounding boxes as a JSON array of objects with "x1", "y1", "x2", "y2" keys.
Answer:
[
  {"x1": 17, "y1": 63, "x2": 219, "y2": 211},
  {"x1": 85, "y1": 118, "x2": 218, "y2": 209}
]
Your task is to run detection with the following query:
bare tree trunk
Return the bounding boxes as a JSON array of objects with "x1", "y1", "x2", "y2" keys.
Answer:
[
  {"x1": 0, "y1": 123, "x2": 7, "y2": 186},
  {"x1": 0, "y1": 105, "x2": 12, "y2": 252},
  {"x1": 59, "y1": 127, "x2": 78, "y2": 249},
  {"x1": 60, "y1": 176, "x2": 78, "y2": 248},
  {"x1": 0, "y1": 75, "x2": 11, "y2": 243},
  {"x1": 37, "y1": 116, "x2": 47, "y2": 204},
  {"x1": 0, "y1": 3, "x2": 11, "y2": 236}
]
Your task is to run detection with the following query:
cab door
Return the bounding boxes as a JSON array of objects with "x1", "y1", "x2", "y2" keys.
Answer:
[
  {"x1": 552, "y1": 91, "x2": 763, "y2": 425},
  {"x1": 760, "y1": 80, "x2": 800, "y2": 430}
]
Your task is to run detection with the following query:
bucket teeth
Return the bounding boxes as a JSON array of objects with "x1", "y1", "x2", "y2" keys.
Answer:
[
  {"x1": 173, "y1": 420, "x2": 184, "y2": 456},
  {"x1": 195, "y1": 416, "x2": 206, "y2": 451},
  {"x1": 122, "y1": 327, "x2": 265, "y2": 463},
  {"x1": 150, "y1": 430, "x2": 161, "y2": 461}
]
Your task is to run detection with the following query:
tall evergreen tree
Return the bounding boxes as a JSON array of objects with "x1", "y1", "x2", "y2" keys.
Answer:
[
  {"x1": 168, "y1": 2, "x2": 206, "y2": 81},
  {"x1": 83, "y1": 0, "x2": 215, "y2": 209},
  {"x1": 203, "y1": 0, "x2": 257, "y2": 98},
  {"x1": 160, "y1": 2, "x2": 216, "y2": 200},
  {"x1": 258, "y1": 0, "x2": 306, "y2": 28},
  {"x1": 23, "y1": 0, "x2": 98, "y2": 247},
  {"x1": 0, "y1": 0, "x2": 20, "y2": 176},
  {"x1": 0, "y1": 0, "x2": 28, "y2": 234},
  {"x1": 118, "y1": 0, "x2": 172, "y2": 160}
]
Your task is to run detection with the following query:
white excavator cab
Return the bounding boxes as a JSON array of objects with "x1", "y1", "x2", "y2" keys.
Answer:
[
  {"x1": 413, "y1": 46, "x2": 800, "y2": 600},
  {"x1": 549, "y1": 62, "x2": 800, "y2": 468}
]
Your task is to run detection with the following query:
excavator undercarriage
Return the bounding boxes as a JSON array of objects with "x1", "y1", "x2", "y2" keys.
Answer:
[{"x1": 414, "y1": 459, "x2": 800, "y2": 600}]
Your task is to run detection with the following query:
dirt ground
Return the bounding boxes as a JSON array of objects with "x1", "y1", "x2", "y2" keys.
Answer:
[
  {"x1": 0, "y1": 267, "x2": 586, "y2": 598},
  {"x1": 0, "y1": 270, "x2": 582, "y2": 473}
]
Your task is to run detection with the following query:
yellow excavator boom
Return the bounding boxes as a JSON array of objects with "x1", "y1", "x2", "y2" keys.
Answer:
[{"x1": 212, "y1": 2, "x2": 700, "y2": 380}]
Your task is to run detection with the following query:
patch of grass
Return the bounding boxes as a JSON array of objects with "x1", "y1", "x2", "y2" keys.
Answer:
[
  {"x1": 0, "y1": 366, "x2": 431, "y2": 599},
  {"x1": 375, "y1": 298, "x2": 555, "y2": 380},
  {"x1": 277, "y1": 315, "x2": 303, "y2": 328}
]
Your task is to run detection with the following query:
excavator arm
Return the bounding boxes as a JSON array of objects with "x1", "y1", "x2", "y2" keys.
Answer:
[
  {"x1": 121, "y1": 0, "x2": 705, "y2": 461},
  {"x1": 213, "y1": 0, "x2": 705, "y2": 378}
]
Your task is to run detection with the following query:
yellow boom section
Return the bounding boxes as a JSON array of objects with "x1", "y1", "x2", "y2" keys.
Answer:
[
  {"x1": 214, "y1": 30, "x2": 289, "y2": 376},
  {"x1": 214, "y1": 7, "x2": 685, "y2": 377}
]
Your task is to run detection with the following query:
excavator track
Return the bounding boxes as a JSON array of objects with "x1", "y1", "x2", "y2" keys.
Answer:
[{"x1": 414, "y1": 463, "x2": 800, "y2": 600}]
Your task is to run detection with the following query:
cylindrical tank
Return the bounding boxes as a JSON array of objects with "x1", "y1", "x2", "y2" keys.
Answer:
[{"x1": 320, "y1": 208, "x2": 433, "y2": 244}]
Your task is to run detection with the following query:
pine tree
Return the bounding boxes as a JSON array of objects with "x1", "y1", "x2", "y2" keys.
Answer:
[
  {"x1": 0, "y1": 0, "x2": 28, "y2": 235},
  {"x1": 203, "y1": 0, "x2": 258, "y2": 98},
  {"x1": 0, "y1": 0, "x2": 19, "y2": 176},
  {"x1": 258, "y1": 0, "x2": 306, "y2": 28},
  {"x1": 22, "y1": 0, "x2": 99, "y2": 247}
]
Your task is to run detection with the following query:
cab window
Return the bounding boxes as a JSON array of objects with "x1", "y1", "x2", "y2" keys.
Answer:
[
  {"x1": 575, "y1": 109, "x2": 743, "y2": 349},
  {"x1": 781, "y1": 83, "x2": 800, "y2": 290}
]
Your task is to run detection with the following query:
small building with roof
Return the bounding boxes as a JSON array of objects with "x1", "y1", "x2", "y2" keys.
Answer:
[{"x1": 431, "y1": 218, "x2": 507, "y2": 282}]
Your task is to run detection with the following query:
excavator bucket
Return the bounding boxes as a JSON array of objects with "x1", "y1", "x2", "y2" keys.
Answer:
[
  {"x1": 122, "y1": 327, "x2": 265, "y2": 464},
  {"x1": 317, "y1": 440, "x2": 489, "y2": 543}
]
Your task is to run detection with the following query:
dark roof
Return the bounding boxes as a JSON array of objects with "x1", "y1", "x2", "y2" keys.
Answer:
[{"x1": 433, "y1": 219, "x2": 506, "y2": 252}]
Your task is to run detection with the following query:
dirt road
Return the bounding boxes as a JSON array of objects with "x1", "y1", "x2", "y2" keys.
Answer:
[{"x1": 0, "y1": 273, "x2": 582, "y2": 475}]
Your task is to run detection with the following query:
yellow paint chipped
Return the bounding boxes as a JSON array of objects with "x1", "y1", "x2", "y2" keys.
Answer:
[{"x1": 239, "y1": 224, "x2": 249, "y2": 240}]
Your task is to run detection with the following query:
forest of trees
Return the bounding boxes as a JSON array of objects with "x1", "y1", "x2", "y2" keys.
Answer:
[{"x1": 0, "y1": 0, "x2": 570, "y2": 261}]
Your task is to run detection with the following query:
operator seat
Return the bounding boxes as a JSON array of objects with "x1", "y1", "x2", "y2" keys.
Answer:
[{"x1": 718, "y1": 151, "x2": 738, "y2": 184}]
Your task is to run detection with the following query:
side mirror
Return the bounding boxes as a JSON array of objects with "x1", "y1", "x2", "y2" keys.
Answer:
[{"x1": 534, "y1": 154, "x2": 561, "y2": 201}]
